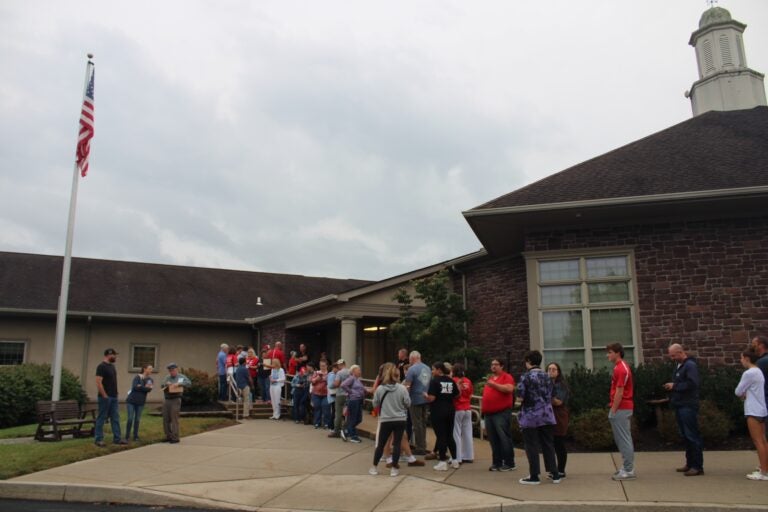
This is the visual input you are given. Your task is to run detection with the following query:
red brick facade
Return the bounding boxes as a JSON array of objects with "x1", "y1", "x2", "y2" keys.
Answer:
[{"x1": 460, "y1": 216, "x2": 768, "y2": 369}]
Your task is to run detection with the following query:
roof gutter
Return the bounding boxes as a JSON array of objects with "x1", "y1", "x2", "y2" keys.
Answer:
[
  {"x1": 463, "y1": 185, "x2": 768, "y2": 218},
  {"x1": 0, "y1": 307, "x2": 250, "y2": 325},
  {"x1": 245, "y1": 294, "x2": 340, "y2": 324}
]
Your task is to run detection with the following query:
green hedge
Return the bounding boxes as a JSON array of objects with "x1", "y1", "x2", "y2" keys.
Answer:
[
  {"x1": 0, "y1": 364, "x2": 86, "y2": 429},
  {"x1": 563, "y1": 361, "x2": 745, "y2": 435}
]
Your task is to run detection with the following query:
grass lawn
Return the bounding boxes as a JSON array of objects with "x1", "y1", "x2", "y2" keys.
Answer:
[{"x1": 0, "y1": 408, "x2": 236, "y2": 480}]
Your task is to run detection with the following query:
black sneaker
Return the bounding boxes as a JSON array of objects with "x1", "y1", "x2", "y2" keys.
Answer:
[
  {"x1": 500, "y1": 463, "x2": 517, "y2": 472},
  {"x1": 519, "y1": 476, "x2": 540, "y2": 485}
]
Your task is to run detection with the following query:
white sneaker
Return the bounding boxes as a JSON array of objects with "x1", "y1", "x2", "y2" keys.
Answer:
[
  {"x1": 746, "y1": 470, "x2": 768, "y2": 481},
  {"x1": 433, "y1": 461, "x2": 449, "y2": 471},
  {"x1": 612, "y1": 469, "x2": 636, "y2": 480},
  {"x1": 451, "y1": 459, "x2": 460, "y2": 469},
  {"x1": 390, "y1": 467, "x2": 399, "y2": 477},
  {"x1": 406, "y1": 455, "x2": 417, "y2": 463},
  {"x1": 368, "y1": 466, "x2": 378, "y2": 475},
  {"x1": 385, "y1": 457, "x2": 393, "y2": 464}
]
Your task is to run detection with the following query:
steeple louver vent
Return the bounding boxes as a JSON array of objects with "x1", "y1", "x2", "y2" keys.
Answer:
[{"x1": 719, "y1": 35, "x2": 732, "y2": 66}]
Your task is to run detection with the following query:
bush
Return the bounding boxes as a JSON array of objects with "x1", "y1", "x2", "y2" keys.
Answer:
[
  {"x1": 571, "y1": 408, "x2": 639, "y2": 451},
  {"x1": 699, "y1": 365, "x2": 744, "y2": 433},
  {"x1": 180, "y1": 367, "x2": 217, "y2": 406},
  {"x1": 0, "y1": 363, "x2": 86, "y2": 428},
  {"x1": 565, "y1": 366, "x2": 610, "y2": 417},
  {"x1": 632, "y1": 360, "x2": 676, "y2": 426},
  {"x1": 658, "y1": 400, "x2": 730, "y2": 447}
]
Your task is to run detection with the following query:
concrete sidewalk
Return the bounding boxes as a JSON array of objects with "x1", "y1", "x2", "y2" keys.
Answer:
[{"x1": 1, "y1": 415, "x2": 766, "y2": 512}]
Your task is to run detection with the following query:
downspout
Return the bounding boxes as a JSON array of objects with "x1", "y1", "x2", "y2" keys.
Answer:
[
  {"x1": 80, "y1": 315, "x2": 92, "y2": 387},
  {"x1": 251, "y1": 323, "x2": 261, "y2": 352},
  {"x1": 451, "y1": 265, "x2": 468, "y2": 368}
]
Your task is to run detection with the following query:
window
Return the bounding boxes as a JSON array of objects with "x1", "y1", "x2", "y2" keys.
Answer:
[
  {"x1": 0, "y1": 341, "x2": 26, "y2": 365},
  {"x1": 526, "y1": 250, "x2": 639, "y2": 370},
  {"x1": 130, "y1": 344, "x2": 158, "y2": 371}
]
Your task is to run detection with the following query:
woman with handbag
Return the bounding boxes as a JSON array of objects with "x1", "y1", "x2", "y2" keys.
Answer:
[{"x1": 370, "y1": 363, "x2": 411, "y2": 477}]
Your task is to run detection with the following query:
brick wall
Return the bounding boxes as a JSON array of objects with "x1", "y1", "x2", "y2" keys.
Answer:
[
  {"x1": 523, "y1": 216, "x2": 768, "y2": 366},
  {"x1": 457, "y1": 255, "x2": 530, "y2": 375}
]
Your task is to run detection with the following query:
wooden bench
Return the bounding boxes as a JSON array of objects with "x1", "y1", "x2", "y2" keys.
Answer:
[{"x1": 35, "y1": 400, "x2": 97, "y2": 442}]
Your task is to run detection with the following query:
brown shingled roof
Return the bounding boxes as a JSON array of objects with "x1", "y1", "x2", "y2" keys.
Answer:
[
  {"x1": 471, "y1": 106, "x2": 768, "y2": 211},
  {"x1": 0, "y1": 252, "x2": 372, "y2": 322}
]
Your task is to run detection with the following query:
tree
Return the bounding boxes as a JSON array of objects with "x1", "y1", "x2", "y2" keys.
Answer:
[{"x1": 390, "y1": 270, "x2": 481, "y2": 376}]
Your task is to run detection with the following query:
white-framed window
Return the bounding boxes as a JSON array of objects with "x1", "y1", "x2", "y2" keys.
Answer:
[
  {"x1": 130, "y1": 344, "x2": 158, "y2": 371},
  {"x1": 0, "y1": 341, "x2": 26, "y2": 365},
  {"x1": 525, "y1": 249, "x2": 640, "y2": 370}
]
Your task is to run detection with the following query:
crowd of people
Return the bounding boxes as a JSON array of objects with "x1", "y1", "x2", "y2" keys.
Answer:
[{"x1": 205, "y1": 336, "x2": 767, "y2": 483}]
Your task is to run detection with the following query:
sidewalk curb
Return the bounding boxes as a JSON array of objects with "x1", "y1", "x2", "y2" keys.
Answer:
[
  {"x1": 1, "y1": 481, "x2": 767, "y2": 511},
  {"x1": 0, "y1": 481, "x2": 257, "y2": 511}
]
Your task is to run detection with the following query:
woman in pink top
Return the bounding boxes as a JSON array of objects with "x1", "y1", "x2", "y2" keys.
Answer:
[{"x1": 452, "y1": 363, "x2": 474, "y2": 463}]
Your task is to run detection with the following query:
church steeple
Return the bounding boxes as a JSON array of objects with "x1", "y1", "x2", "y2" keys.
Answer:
[{"x1": 686, "y1": 5, "x2": 766, "y2": 116}]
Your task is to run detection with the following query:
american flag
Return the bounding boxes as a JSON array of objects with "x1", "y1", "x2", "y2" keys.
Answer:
[{"x1": 76, "y1": 67, "x2": 95, "y2": 177}]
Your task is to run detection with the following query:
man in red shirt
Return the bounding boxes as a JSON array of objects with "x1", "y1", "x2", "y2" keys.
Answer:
[
  {"x1": 481, "y1": 359, "x2": 517, "y2": 471},
  {"x1": 268, "y1": 341, "x2": 286, "y2": 370},
  {"x1": 607, "y1": 342, "x2": 636, "y2": 480}
]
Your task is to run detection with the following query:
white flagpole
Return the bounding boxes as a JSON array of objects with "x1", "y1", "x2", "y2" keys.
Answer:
[{"x1": 51, "y1": 54, "x2": 94, "y2": 401}]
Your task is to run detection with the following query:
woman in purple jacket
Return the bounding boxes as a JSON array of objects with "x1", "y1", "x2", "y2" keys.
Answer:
[{"x1": 342, "y1": 365, "x2": 366, "y2": 443}]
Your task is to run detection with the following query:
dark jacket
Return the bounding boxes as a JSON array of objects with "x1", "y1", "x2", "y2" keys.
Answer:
[
  {"x1": 126, "y1": 374, "x2": 154, "y2": 406},
  {"x1": 669, "y1": 357, "x2": 700, "y2": 409}
]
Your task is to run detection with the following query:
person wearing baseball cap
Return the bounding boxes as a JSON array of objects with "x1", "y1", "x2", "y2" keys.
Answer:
[
  {"x1": 94, "y1": 348, "x2": 128, "y2": 447},
  {"x1": 161, "y1": 363, "x2": 190, "y2": 443}
]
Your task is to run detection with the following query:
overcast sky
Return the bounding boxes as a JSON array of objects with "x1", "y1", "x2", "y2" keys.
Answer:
[{"x1": 1, "y1": 1, "x2": 767, "y2": 281}]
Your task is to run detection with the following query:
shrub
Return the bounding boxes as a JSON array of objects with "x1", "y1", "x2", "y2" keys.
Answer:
[
  {"x1": 571, "y1": 408, "x2": 639, "y2": 451},
  {"x1": 565, "y1": 366, "x2": 610, "y2": 417},
  {"x1": 699, "y1": 364, "x2": 744, "y2": 433},
  {"x1": 0, "y1": 363, "x2": 86, "y2": 428},
  {"x1": 180, "y1": 367, "x2": 217, "y2": 406},
  {"x1": 632, "y1": 360, "x2": 676, "y2": 426},
  {"x1": 658, "y1": 400, "x2": 730, "y2": 447}
]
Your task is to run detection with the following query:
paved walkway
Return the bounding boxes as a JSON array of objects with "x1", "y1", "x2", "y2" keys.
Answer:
[{"x1": 1, "y1": 414, "x2": 766, "y2": 511}]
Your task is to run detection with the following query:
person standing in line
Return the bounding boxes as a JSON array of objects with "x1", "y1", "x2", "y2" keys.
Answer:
[
  {"x1": 296, "y1": 343, "x2": 311, "y2": 372},
  {"x1": 216, "y1": 343, "x2": 229, "y2": 401},
  {"x1": 235, "y1": 356, "x2": 254, "y2": 418},
  {"x1": 404, "y1": 351, "x2": 431, "y2": 455},
  {"x1": 125, "y1": 364, "x2": 154, "y2": 442},
  {"x1": 394, "y1": 348, "x2": 413, "y2": 444},
  {"x1": 326, "y1": 362, "x2": 338, "y2": 430},
  {"x1": 311, "y1": 360, "x2": 330, "y2": 429},
  {"x1": 517, "y1": 351, "x2": 560, "y2": 485},
  {"x1": 663, "y1": 343, "x2": 704, "y2": 476},
  {"x1": 452, "y1": 362, "x2": 474, "y2": 464},
  {"x1": 225, "y1": 346, "x2": 238, "y2": 401},
  {"x1": 342, "y1": 364, "x2": 366, "y2": 443},
  {"x1": 751, "y1": 335, "x2": 768, "y2": 439},
  {"x1": 268, "y1": 342, "x2": 286, "y2": 371},
  {"x1": 291, "y1": 365, "x2": 309, "y2": 424},
  {"x1": 607, "y1": 343, "x2": 636, "y2": 480},
  {"x1": 257, "y1": 349, "x2": 271, "y2": 404},
  {"x1": 246, "y1": 348, "x2": 259, "y2": 402},
  {"x1": 94, "y1": 348, "x2": 127, "y2": 447},
  {"x1": 329, "y1": 359, "x2": 350, "y2": 438},
  {"x1": 161, "y1": 363, "x2": 190, "y2": 444},
  {"x1": 547, "y1": 362, "x2": 570, "y2": 479},
  {"x1": 481, "y1": 358, "x2": 517, "y2": 472},
  {"x1": 736, "y1": 350, "x2": 768, "y2": 481},
  {"x1": 369, "y1": 363, "x2": 412, "y2": 477},
  {"x1": 425, "y1": 362, "x2": 459, "y2": 471},
  {"x1": 269, "y1": 360, "x2": 286, "y2": 420}
]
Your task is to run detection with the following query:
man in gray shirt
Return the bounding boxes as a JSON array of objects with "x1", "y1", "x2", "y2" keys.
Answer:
[
  {"x1": 405, "y1": 350, "x2": 431, "y2": 454},
  {"x1": 328, "y1": 359, "x2": 350, "y2": 438}
]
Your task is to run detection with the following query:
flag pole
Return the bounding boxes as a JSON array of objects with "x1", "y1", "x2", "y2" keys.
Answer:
[{"x1": 51, "y1": 54, "x2": 94, "y2": 401}]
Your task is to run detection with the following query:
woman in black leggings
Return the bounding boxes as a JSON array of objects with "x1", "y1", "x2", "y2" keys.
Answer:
[
  {"x1": 369, "y1": 363, "x2": 412, "y2": 477},
  {"x1": 424, "y1": 362, "x2": 459, "y2": 471},
  {"x1": 547, "y1": 362, "x2": 570, "y2": 478}
]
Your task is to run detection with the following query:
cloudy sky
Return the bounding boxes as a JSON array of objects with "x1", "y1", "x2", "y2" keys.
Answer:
[{"x1": 1, "y1": 1, "x2": 767, "y2": 281}]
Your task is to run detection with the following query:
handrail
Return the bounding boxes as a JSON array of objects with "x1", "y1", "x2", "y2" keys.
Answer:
[{"x1": 227, "y1": 375, "x2": 242, "y2": 421}]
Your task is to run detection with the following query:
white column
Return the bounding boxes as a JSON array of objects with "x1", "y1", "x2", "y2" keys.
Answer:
[{"x1": 340, "y1": 317, "x2": 358, "y2": 366}]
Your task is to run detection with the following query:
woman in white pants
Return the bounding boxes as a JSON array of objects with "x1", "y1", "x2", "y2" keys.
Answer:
[
  {"x1": 452, "y1": 363, "x2": 474, "y2": 463},
  {"x1": 269, "y1": 360, "x2": 286, "y2": 419}
]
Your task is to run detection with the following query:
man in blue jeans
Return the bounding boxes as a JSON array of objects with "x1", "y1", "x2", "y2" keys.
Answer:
[
  {"x1": 664, "y1": 343, "x2": 704, "y2": 476},
  {"x1": 217, "y1": 343, "x2": 229, "y2": 401},
  {"x1": 94, "y1": 348, "x2": 127, "y2": 447},
  {"x1": 481, "y1": 359, "x2": 517, "y2": 471}
]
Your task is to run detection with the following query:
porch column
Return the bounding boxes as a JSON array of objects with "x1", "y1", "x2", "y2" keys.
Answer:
[{"x1": 340, "y1": 317, "x2": 358, "y2": 366}]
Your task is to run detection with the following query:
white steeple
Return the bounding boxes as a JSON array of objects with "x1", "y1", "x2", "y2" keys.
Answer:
[{"x1": 686, "y1": 5, "x2": 766, "y2": 116}]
